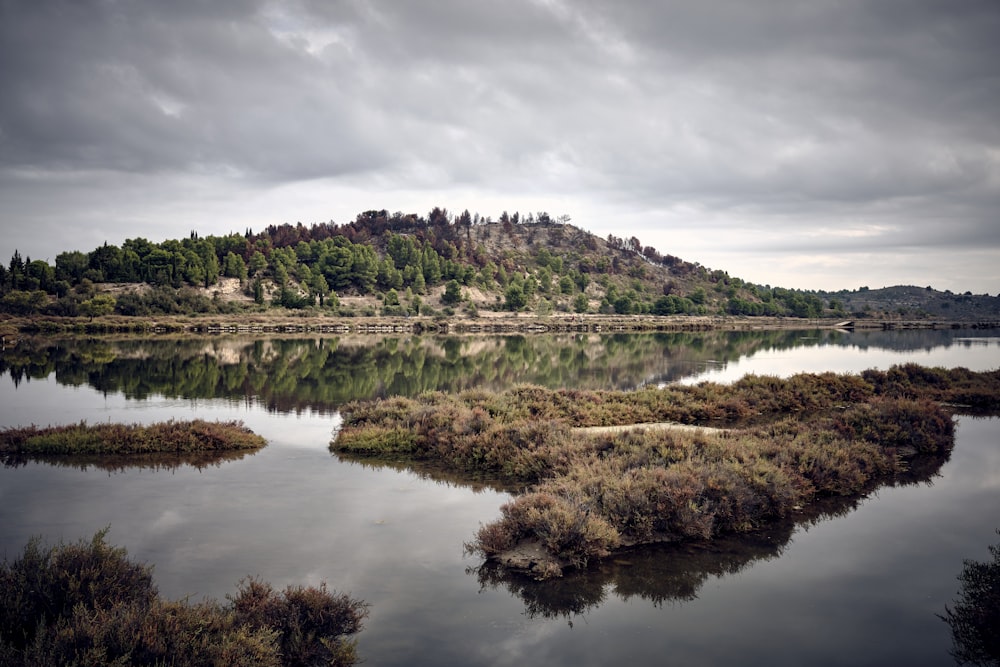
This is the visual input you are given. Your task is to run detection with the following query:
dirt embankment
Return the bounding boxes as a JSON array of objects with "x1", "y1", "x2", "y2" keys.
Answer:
[{"x1": 2, "y1": 311, "x2": 993, "y2": 341}]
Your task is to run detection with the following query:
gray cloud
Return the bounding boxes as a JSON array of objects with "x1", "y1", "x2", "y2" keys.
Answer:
[{"x1": 1, "y1": 0, "x2": 997, "y2": 292}]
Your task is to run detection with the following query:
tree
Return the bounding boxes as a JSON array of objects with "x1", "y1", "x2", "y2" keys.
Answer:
[
  {"x1": 442, "y1": 279, "x2": 462, "y2": 305},
  {"x1": 310, "y1": 273, "x2": 331, "y2": 307},
  {"x1": 348, "y1": 245, "x2": 378, "y2": 291},
  {"x1": 0, "y1": 290, "x2": 47, "y2": 315},
  {"x1": 79, "y1": 294, "x2": 116, "y2": 320},
  {"x1": 248, "y1": 250, "x2": 267, "y2": 277},
  {"x1": 504, "y1": 284, "x2": 526, "y2": 311},
  {"x1": 194, "y1": 239, "x2": 220, "y2": 288},
  {"x1": 412, "y1": 270, "x2": 426, "y2": 294},
  {"x1": 55, "y1": 251, "x2": 89, "y2": 283},
  {"x1": 223, "y1": 252, "x2": 248, "y2": 282},
  {"x1": 535, "y1": 298, "x2": 553, "y2": 318}
]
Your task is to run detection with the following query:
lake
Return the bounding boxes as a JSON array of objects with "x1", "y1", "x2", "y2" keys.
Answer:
[{"x1": 1, "y1": 328, "x2": 998, "y2": 666}]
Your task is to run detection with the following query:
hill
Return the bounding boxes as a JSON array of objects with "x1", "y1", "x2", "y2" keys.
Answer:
[{"x1": 2, "y1": 208, "x2": 998, "y2": 322}]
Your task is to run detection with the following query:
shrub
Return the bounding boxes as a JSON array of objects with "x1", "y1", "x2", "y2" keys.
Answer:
[
  {"x1": 0, "y1": 531, "x2": 367, "y2": 667},
  {"x1": 940, "y1": 532, "x2": 1000, "y2": 666},
  {"x1": 335, "y1": 366, "x2": 987, "y2": 576},
  {"x1": 0, "y1": 420, "x2": 267, "y2": 456}
]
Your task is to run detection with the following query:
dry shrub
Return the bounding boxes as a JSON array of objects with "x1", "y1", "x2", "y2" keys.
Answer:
[
  {"x1": 0, "y1": 531, "x2": 367, "y2": 667},
  {"x1": 0, "y1": 420, "x2": 266, "y2": 456},
  {"x1": 231, "y1": 578, "x2": 367, "y2": 667},
  {"x1": 472, "y1": 492, "x2": 620, "y2": 568},
  {"x1": 835, "y1": 397, "x2": 954, "y2": 453},
  {"x1": 335, "y1": 365, "x2": 988, "y2": 575}
]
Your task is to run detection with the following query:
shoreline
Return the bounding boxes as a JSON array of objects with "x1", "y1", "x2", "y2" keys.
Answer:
[{"x1": 3, "y1": 312, "x2": 997, "y2": 340}]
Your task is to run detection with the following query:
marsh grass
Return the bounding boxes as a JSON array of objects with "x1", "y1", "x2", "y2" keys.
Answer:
[
  {"x1": 0, "y1": 530, "x2": 367, "y2": 667},
  {"x1": 334, "y1": 365, "x2": 999, "y2": 575},
  {"x1": 0, "y1": 419, "x2": 267, "y2": 457}
]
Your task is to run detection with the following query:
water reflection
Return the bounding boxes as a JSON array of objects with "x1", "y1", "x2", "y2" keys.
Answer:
[
  {"x1": 1, "y1": 448, "x2": 257, "y2": 473},
  {"x1": 2, "y1": 329, "x2": 997, "y2": 415},
  {"x1": 1, "y1": 332, "x2": 999, "y2": 666}
]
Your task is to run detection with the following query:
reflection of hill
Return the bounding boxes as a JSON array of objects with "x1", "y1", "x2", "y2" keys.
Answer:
[
  {"x1": 842, "y1": 329, "x2": 998, "y2": 353},
  {"x1": 1, "y1": 330, "x2": 871, "y2": 413}
]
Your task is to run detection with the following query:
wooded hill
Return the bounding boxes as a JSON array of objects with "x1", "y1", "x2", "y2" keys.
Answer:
[{"x1": 2, "y1": 208, "x2": 997, "y2": 320}]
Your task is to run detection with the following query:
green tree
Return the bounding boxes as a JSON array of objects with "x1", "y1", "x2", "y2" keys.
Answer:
[
  {"x1": 310, "y1": 273, "x2": 331, "y2": 307},
  {"x1": 505, "y1": 284, "x2": 526, "y2": 311},
  {"x1": 573, "y1": 293, "x2": 590, "y2": 313},
  {"x1": 442, "y1": 280, "x2": 462, "y2": 305},
  {"x1": 194, "y1": 239, "x2": 220, "y2": 288},
  {"x1": 223, "y1": 252, "x2": 248, "y2": 282},
  {"x1": 412, "y1": 270, "x2": 426, "y2": 294},
  {"x1": 248, "y1": 251, "x2": 267, "y2": 277},
  {"x1": 25, "y1": 260, "x2": 55, "y2": 292},
  {"x1": 273, "y1": 263, "x2": 289, "y2": 288},
  {"x1": 79, "y1": 294, "x2": 116, "y2": 319},
  {"x1": 0, "y1": 290, "x2": 47, "y2": 315},
  {"x1": 55, "y1": 251, "x2": 89, "y2": 284},
  {"x1": 349, "y1": 245, "x2": 378, "y2": 291},
  {"x1": 421, "y1": 246, "x2": 442, "y2": 285}
]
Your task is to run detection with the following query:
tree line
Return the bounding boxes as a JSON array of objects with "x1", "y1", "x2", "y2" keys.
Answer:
[{"x1": 1, "y1": 207, "x2": 850, "y2": 318}]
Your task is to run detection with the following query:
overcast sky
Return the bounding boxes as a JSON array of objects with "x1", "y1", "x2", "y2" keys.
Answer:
[{"x1": 2, "y1": 0, "x2": 998, "y2": 293}]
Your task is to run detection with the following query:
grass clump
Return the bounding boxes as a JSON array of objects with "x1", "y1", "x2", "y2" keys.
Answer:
[
  {"x1": 334, "y1": 365, "x2": 995, "y2": 576},
  {"x1": 0, "y1": 529, "x2": 367, "y2": 667},
  {"x1": 0, "y1": 419, "x2": 267, "y2": 457}
]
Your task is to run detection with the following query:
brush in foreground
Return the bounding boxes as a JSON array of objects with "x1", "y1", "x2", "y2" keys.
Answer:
[
  {"x1": 0, "y1": 530, "x2": 367, "y2": 667},
  {"x1": 0, "y1": 419, "x2": 267, "y2": 456}
]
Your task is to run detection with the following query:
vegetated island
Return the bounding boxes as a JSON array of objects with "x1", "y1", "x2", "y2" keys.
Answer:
[
  {"x1": 0, "y1": 419, "x2": 266, "y2": 458},
  {"x1": 333, "y1": 364, "x2": 1000, "y2": 578},
  {"x1": 0, "y1": 529, "x2": 367, "y2": 667}
]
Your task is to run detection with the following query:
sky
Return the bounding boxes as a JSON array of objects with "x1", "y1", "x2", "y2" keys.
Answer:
[{"x1": 1, "y1": 0, "x2": 998, "y2": 294}]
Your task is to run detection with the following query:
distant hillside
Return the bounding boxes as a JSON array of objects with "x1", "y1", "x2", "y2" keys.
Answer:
[
  {"x1": 2, "y1": 207, "x2": 998, "y2": 321},
  {"x1": 820, "y1": 284, "x2": 1000, "y2": 321}
]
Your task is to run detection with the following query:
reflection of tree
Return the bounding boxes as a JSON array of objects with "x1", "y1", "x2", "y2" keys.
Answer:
[
  {"x1": 1, "y1": 330, "x2": 864, "y2": 414},
  {"x1": 941, "y1": 531, "x2": 1000, "y2": 666},
  {"x1": 1, "y1": 449, "x2": 256, "y2": 473}
]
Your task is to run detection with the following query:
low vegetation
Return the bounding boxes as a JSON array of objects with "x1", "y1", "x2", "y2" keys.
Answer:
[
  {"x1": 0, "y1": 419, "x2": 266, "y2": 457},
  {"x1": 941, "y1": 531, "x2": 1000, "y2": 666},
  {"x1": 0, "y1": 529, "x2": 367, "y2": 666},
  {"x1": 333, "y1": 364, "x2": 1000, "y2": 576}
]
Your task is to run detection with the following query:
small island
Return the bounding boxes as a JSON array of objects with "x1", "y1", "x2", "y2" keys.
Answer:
[
  {"x1": 333, "y1": 364, "x2": 1000, "y2": 577},
  {"x1": 0, "y1": 419, "x2": 267, "y2": 457}
]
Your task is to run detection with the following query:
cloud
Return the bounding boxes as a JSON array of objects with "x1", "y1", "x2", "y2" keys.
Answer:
[{"x1": 1, "y1": 0, "x2": 997, "y2": 292}]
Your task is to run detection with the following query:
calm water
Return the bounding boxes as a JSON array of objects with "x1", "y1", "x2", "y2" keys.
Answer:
[{"x1": 1, "y1": 329, "x2": 998, "y2": 666}]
